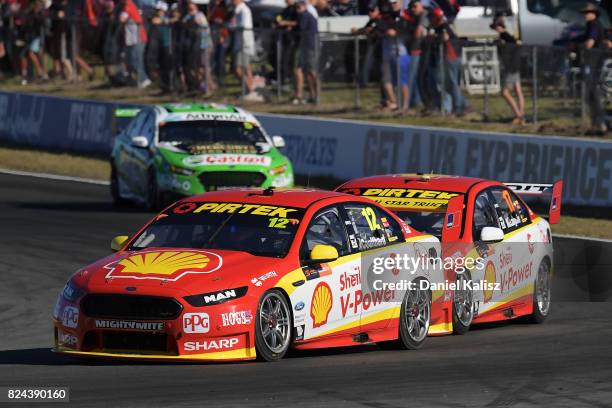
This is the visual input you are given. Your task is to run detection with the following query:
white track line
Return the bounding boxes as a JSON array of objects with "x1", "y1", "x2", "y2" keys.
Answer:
[{"x1": 0, "y1": 168, "x2": 109, "y2": 185}]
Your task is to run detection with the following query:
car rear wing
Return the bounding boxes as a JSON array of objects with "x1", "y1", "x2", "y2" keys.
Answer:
[
  {"x1": 504, "y1": 180, "x2": 563, "y2": 224},
  {"x1": 112, "y1": 108, "x2": 141, "y2": 135}
]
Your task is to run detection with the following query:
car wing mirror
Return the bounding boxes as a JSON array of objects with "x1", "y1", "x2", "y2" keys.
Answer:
[
  {"x1": 307, "y1": 244, "x2": 339, "y2": 264},
  {"x1": 131, "y1": 136, "x2": 149, "y2": 149},
  {"x1": 272, "y1": 135, "x2": 286, "y2": 148},
  {"x1": 480, "y1": 227, "x2": 504, "y2": 243},
  {"x1": 111, "y1": 235, "x2": 129, "y2": 252}
]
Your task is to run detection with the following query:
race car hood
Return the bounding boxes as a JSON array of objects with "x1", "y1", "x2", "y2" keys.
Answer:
[
  {"x1": 156, "y1": 144, "x2": 287, "y2": 172},
  {"x1": 72, "y1": 248, "x2": 295, "y2": 296}
]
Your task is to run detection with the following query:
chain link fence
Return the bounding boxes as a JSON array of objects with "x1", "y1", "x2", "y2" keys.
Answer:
[{"x1": 2, "y1": 14, "x2": 611, "y2": 129}]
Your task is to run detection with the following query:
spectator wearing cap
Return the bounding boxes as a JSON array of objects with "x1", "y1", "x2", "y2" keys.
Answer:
[
  {"x1": 431, "y1": 6, "x2": 468, "y2": 115},
  {"x1": 352, "y1": 4, "x2": 382, "y2": 87},
  {"x1": 579, "y1": 2, "x2": 608, "y2": 134},
  {"x1": 146, "y1": 1, "x2": 173, "y2": 92},
  {"x1": 491, "y1": 14, "x2": 524, "y2": 125},
  {"x1": 293, "y1": 0, "x2": 319, "y2": 104},
  {"x1": 119, "y1": 0, "x2": 151, "y2": 88},
  {"x1": 230, "y1": 0, "x2": 261, "y2": 101}
]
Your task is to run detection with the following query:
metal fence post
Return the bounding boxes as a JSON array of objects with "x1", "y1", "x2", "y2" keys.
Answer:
[
  {"x1": 581, "y1": 60, "x2": 589, "y2": 127},
  {"x1": 70, "y1": 19, "x2": 77, "y2": 82},
  {"x1": 532, "y1": 46, "x2": 538, "y2": 124},
  {"x1": 240, "y1": 28, "x2": 246, "y2": 100},
  {"x1": 315, "y1": 32, "x2": 320, "y2": 106},
  {"x1": 276, "y1": 31, "x2": 282, "y2": 101},
  {"x1": 482, "y1": 42, "x2": 489, "y2": 122},
  {"x1": 395, "y1": 37, "x2": 401, "y2": 110},
  {"x1": 354, "y1": 35, "x2": 360, "y2": 110},
  {"x1": 439, "y1": 42, "x2": 445, "y2": 116}
]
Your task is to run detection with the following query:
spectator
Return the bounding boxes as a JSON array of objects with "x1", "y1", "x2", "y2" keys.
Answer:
[
  {"x1": 208, "y1": 0, "x2": 230, "y2": 86},
  {"x1": 430, "y1": 7, "x2": 468, "y2": 115},
  {"x1": 118, "y1": 0, "x2": 151, "y2": 88},
  {"x1": 293, "y1": 0, "x2": 319, "y2": 104},
  {"x1": 146, "y1": 1, "x2": 173, "y2": 92},
  {"x1": 48, "y1": 0, "x2": 73, "y2": 79},
  {"x1": 402, "y1": 0, "x2": 425, "y2": 109},
  {"x1": 579, "y1": 2, "x2": 607, "y2": 134},
  {"x1": 352, "y1": 4, "x2": 382, "y2": 87},
  {"x1": 379, "y1": 0, "x2": 410, "y2": 111},
  {"x1": 491, "y1": 14, "x2": 524, "y2": 125},
  {"x1": 275, "y1": 0, "x2": 299, "y2": 86},
  {"x1": 230, "y1": 0, "x2": 261, "y2": 101},
  {"x1": 330, "y1": 0, "x2": 356, "y2": 16},
  {"x1": 169, "y1": 3, "x2": 185, "y2": 90}
]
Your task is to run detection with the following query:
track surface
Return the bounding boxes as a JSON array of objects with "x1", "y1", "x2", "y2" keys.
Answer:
[{"x1": 1, "y1": 174, "x2": 611, "y2": 407}]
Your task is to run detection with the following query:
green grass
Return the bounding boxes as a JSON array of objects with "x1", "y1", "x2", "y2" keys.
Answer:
[{"x1": 1, "y1": 144, "x2": 610, "y2": 239}]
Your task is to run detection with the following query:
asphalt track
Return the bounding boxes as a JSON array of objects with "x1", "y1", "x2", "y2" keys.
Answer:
[{"x1": 1, "y1": 173, "x2": 611, "y2": 407}]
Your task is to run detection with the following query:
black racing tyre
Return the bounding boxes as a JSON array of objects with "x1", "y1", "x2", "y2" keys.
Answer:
[
  {"x1": 528, "y1": 260, "x2": 552, "y2": 324},
  {"x1": 452, "y1": 270, "x2": 474, "y2": 335},
  {"x1": 379, "y1": 280, "x2": 431, "y2": 350},
  {"x1": 255, "y1": 290, "x2": 292, "y2": 362},
  {"x1": 110, "y1": 163, "x2": 129, "y2": 206},
  {"x1": 146, "y1": 170, "x2": 164, "y2": 212}
]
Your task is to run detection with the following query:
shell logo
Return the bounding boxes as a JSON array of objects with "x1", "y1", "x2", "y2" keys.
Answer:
[
  {"x1": 105, "y1": 250, "x2": 222, "y2": 281},
  {"x1": 310, "y1": 282, "x2": 333, "y2": 328},
  {"x1": 483, "y1": 261, "x2": 496, "y2": 303}
]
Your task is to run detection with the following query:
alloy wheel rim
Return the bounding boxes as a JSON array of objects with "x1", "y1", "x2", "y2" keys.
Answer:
[
  {"x1": 454, "y1": 273, "x2": 474, "y2": 327},
  {"x1": 404, "y1": 286, "x2": 430, "y2": 343},
  {"x1": 536, "y1": 262, "x2": 551, "y2": 315},
  {"x1": 259, "y1": 293, "x2": 291, "y2": 353}
]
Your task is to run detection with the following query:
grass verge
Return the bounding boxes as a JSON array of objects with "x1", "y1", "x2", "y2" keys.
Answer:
[{"x1": 1, "y1": 145, "x2": 610, "y2": 239}]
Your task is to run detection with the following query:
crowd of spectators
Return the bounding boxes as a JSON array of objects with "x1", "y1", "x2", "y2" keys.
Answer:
[{"x1": 0, "y1": 0, "x2": 611, "y2": 128}]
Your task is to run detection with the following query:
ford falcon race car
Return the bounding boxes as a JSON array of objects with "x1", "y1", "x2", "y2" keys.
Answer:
[
  {"x1": 110, "y1": 103, "x2": 294, "y2": 210},
  {"x1": 336, "y1": 174, "x2": 562, "y2": 335},
  {"x1": 53, "y1": 189, "x2": 444, "y2": 362}
]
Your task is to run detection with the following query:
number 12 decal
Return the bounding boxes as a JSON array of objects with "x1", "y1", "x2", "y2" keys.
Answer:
[{"x1": 361, "y1": 207, "x2": 380, "y2": 231}]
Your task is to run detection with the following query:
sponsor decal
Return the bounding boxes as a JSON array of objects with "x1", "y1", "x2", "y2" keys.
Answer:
[
  {"x1": 527, "y1": 233, "x2": 535, "y2": 254},
  {"x1": 58, "y1": 331, "x2": 78, "y2": 347},
  {"x1": 294, "y1": 301, "x2": 305, "y2": 311},
  {"x1": 183, "y1": 313, "x2": 210, "y2": 333},
  {"x1": 499, "y1": 247, "x2": 512, "y2": 269},
  {"x1": 95, "y1": 320, "x2": 165, "y2": 331},
  {"x1": 500, "y1": 262, "x2": 533, "y2": 293},
  {"x1": 172, "y1": 202, "x2": 298, "y2": 218},
  {"x1": 310, "y1": 282, "x2": 333, "y2": 328},
  {"x1": 104, "y1": 249, "x2": 222, "y2": 281},
  {"x1": 62, "y1": 306, "x2": 79, "y2": 329},
  {"x1": 251, "y1": 271, "x2": 278, "y2": 287},
  {"x1": 181, "y1": 112, "x2": 250, "y2": 122},
  {"x1": 183, "y1": 337, "x2": 240, "y2": 352},
  {"x1": 340, "y1": 289, "x2": 394, "y2": 318},
  {"x1": 483, "y1": 261, "x2": 496, "y2": 303},
  {"x1": 340, "y1": 188, "x2": 460, "y2": 211},
  {"x1": 183, "y1": 286, "x2": 249, "y2": 307},
  {"x1": 294, "y1": 325, "x2": 305, "y2": 341},
  {"x1": 183, "y1": 154, "x2": 271, "y2": 167},
  {"x1": 220, "y1": 310, "x2": 253, "y2": 327}
]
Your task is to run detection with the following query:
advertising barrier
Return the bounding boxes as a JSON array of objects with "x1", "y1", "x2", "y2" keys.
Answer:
[{"x1": 1, "y1": 91, "x2": 611, "y2": 206}]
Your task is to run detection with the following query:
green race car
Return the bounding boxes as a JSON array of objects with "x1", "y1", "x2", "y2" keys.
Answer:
[{"x1": 110, "y1": 103, "x2": 294, "y2": 209}]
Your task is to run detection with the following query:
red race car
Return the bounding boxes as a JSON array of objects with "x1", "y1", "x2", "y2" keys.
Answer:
[
  {"x1": 336, "y1": 174, "x2": 562, "y2": 335},
  {"x1": 53, "y1": 189, "x2": 444, "y2": 362}
]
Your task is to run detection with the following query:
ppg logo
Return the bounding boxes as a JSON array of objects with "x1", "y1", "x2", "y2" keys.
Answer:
[{"x1": 183, "y1": 313, "x2": 210, "y2": 333}]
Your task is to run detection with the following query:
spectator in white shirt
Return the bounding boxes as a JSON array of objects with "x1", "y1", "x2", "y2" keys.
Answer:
[{"x1": 231, "y1": 0, "x2": 262, "y2": 101}]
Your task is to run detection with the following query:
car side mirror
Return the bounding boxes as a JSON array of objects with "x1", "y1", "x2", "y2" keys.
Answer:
[
  {"x1": 272, "y1": 135, "x2": 285, "y2": 148},
  {"x1": 480, "y1": 227, "x2": 504, "y2": 243},
  {"x1": 131, "y1": 136, "x2": 149, "y2": 149},
  {"x1": 111, "y1": 235, "x2": 129, "y2": 252},
  {"x1": 308, "y1": 244, "x2": 339, "y2": 263}
]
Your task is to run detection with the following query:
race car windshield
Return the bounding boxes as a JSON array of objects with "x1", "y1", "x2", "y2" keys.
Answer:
[
  {"x1": 129, "y1": 203, "x2": 304, "y2": 258},
  {"x1": 395, "y1": 211, "x2": 446, "y2": 238},
  {"x1": 159, "y1": 121, "x2": 266, "y2": 148}
]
